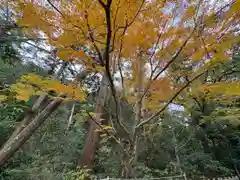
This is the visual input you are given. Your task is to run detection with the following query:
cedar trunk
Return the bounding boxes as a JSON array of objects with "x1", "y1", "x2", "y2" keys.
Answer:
[{"x1": 79, "y1": 74, "x2": 108, "y2": 168}]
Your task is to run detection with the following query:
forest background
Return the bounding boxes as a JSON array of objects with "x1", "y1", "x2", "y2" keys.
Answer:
[{"x1": 0, "y1": 0, "x2": 240, "y2": 179}]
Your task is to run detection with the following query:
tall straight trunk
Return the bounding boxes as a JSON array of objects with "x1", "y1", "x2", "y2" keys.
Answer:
[
  {"x1": 120, "y1": 57, "x2": 144, "y2": 178},
  {"x1": 79, "y1": 74, "x2": 108, "y2": 168},
  {"x1": 127, "y1": 56, "x2": 144, "y2": 177},
  {"x1": 0, "y1": 98, "x2": 62, "y2": 166},
  {"x1": 133, "y1": 56, "x2": 143, "y2": 161}
]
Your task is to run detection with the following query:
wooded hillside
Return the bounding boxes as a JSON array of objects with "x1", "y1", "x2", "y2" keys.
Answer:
[{"x1": 0, "y1": 0, "x2": 240, "y2": 179}]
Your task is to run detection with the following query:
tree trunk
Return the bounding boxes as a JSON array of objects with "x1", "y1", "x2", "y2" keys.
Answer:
[
  {"x1": 67, "y1": 103, "x2": 76, "y2": 131},
  {"x1": 0, "y1": 98, "x2": 62, "y2": 166},
  {"x1": 129, "y1": 55, "x2": 144, "y2": 174},
  {"x1": 121, "y1": 158, "x2": 135, "y2": 178},
  {"x1": 0, "y1": 69, "x2": 87, "y2": 166},
  {"x1": 79, "y1": 74, "x2": 108, "y2": 168},
  {"x1": 2, "y1": 62, "x2": 68, "y2": 146},
  {"x1": 3, "y1": 94, "x2": 48, "y2": 146}
]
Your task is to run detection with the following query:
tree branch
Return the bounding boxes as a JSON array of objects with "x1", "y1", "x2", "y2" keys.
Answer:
[
  {"x1": 139, "y1": 27, "x2": 196, "y2": 103},
  {"x1": 153, "y1": 28, "x2": 196, "y2": 81},
  {"x1": 46, "y1": 0, "x2": 64, "y2": 16},
  {"x1": 111, "y1": 0, "x2": 145, "y2": 52},
  {"x1": 85, "y1": 16, "x2": 104, "y2": 66},
  {"x1": 101, "y1": 2, "x2": 124, "y2": 134},
  {"x1": 87, "y1": 112, "x2": 130, "y2": 157},
  {"x1": 97, "y1": 0, "x2": 107, "y2": 9},
  {"x1": 136, "y1": 71, "x2": 205, "y2": 128}
]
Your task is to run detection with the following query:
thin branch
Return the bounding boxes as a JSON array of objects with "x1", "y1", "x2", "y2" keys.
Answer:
[
  {"x1": 115, "y1": 26, "x2": 128, "y2": 89},
  {"x1": 139, "y1": 27, "x2": 196, "y2": 103},
  {"x1": 136, "y1": 71, "x2": 205, "y2": 128},
  {"x1": 97, "y1": 0, "x2": 107, "y2": 9},
  {"x1": 111, "y1": 0, "x2": 145, "y2": 52},
  {"x1": 200, "y1": 34, "x2": 211, "y2": 59},
  {"x1": 86, "y1": 112, "x2": 130, "y2": 157},
  {"x1": 46, "y1": 0, "x2": 106, "y2": 68},
  {"x1": 148, "y1": 32, "x2": 163, "y2": 72},
  {"x1": 110, "y1": 0, "x2": 123, "y2": 52},
  {"x1": 86, "y1": 112, "x2": 112, "y2": 134},
  {"x1": 214, "y1": 0, "x2": 236, "y2": 17},
  {"x1": 218, "y1": 69, "x2": 240, "y2": 82},
  {"x1": 67, "y1": 103, "x2": 75, "y2": 130},
  {"x1": 153, "y1": 28, "x2": 196, "y2": 81},
  {"x1": 46, "y1": 0, "x2": 87, "y2": 43},
  {"x1": 148, "y1": 20, "x2": 168, "y2": 74},
  {"x1": 46, "y1": 0, "x2": 64, "y2": 16},
  {"x1": 102, "y1": 2, "x2": 121, "y2": 131},
  {"x1": 23, "y1": 41, "x2": 51, "y2": 54},
  {"x1": 85, "y1": 16, "x2": 104, "y2": 66},
  {"x1": 103, "y1": 105, "x2": 132, "y2": 142},
  {"x1": 123, "y1": 0, "x2": 145, "y2": 28},
  {"x1": 112, "y1": 0, "x2": 146, "y2": 90},
  {"x1": 118, "y1": 58, "x2": 124, "y2": 90},
  {"x1": 0, "y1": 37, "x2": 47, "y2": 43},
  {"x1": 192, "y1": 96, "x2": 204, "y2": 112}
]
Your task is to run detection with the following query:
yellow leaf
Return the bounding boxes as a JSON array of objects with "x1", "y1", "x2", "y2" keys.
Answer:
[
  {"x1": 182, "y1": 6, "x2": 195, "y2": 21},
  {"x1": 55, "y1": 31, "x2": 79, "y2": 46},
  {"x1": 11, "y1": 83, "x2": 35, "y2": 102},
  {"x1": 0, "y1": 95, "x2": 7, "y2": 102},
  {"x1": 89, "y1": 112, "x2": 96, "y2": 117},
  {"x1": 56, "y1": 48, "x2": 74, "y2": 60},
  {"x1": 231, "y1": 0, "x2": 240, "y2": 12},
  {"x1": 11, "y1": 74, "x2": 86, "y2": 101},
  {"x1": 100, "y1": 133, "x2": 108, "y2": 138},
  {"x1": 102, "y1": 126, "x2": 113, "y2": 130},
  {"x1": 191, "y1": 49, "x2": 204, "y2": 61}
]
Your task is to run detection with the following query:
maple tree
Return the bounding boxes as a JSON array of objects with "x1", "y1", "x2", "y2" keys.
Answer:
[{"x1": 0, "y1": 0, "x2": 240, "y2": 177}]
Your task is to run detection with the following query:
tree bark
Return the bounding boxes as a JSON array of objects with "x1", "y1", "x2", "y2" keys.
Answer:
[
  {"x1": 0, "y1": 98, "x2": 62, "y2": 166},
  {"x1": 0, "y1": 70, "x2": 87, "y2": 166},
  {"x1": 79, "y1": 74, "x2": 108, "y2": 168},
  {"x1": 121, "y1": 157, "x2": 135, "y2": 178},
  {"x1": 67, "y1": 103, "x2": 76, "y2": 131},
  {"x1": 3, "y1": 94, "x2": 48, "y2": 146},
  {"x1": 2, "y1": 62, "x2": 67, "y2": 146}
]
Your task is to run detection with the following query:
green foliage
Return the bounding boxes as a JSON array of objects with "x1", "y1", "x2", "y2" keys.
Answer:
[
  {"x1": 0, "y1": 42, "x2": 20, "y2": 65},
  {"x1": 0, "y1": 53, "x2": 48, "y2": 147},
  {"x1": 2, "y1": 106, "x2": 87, "y2": 180},
  {"x1": 64, "y1": 168, "x2": 96, "y2": 180},
  {"x1": 0, "y1": 102, "x2": 25, "y2": 146}
]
